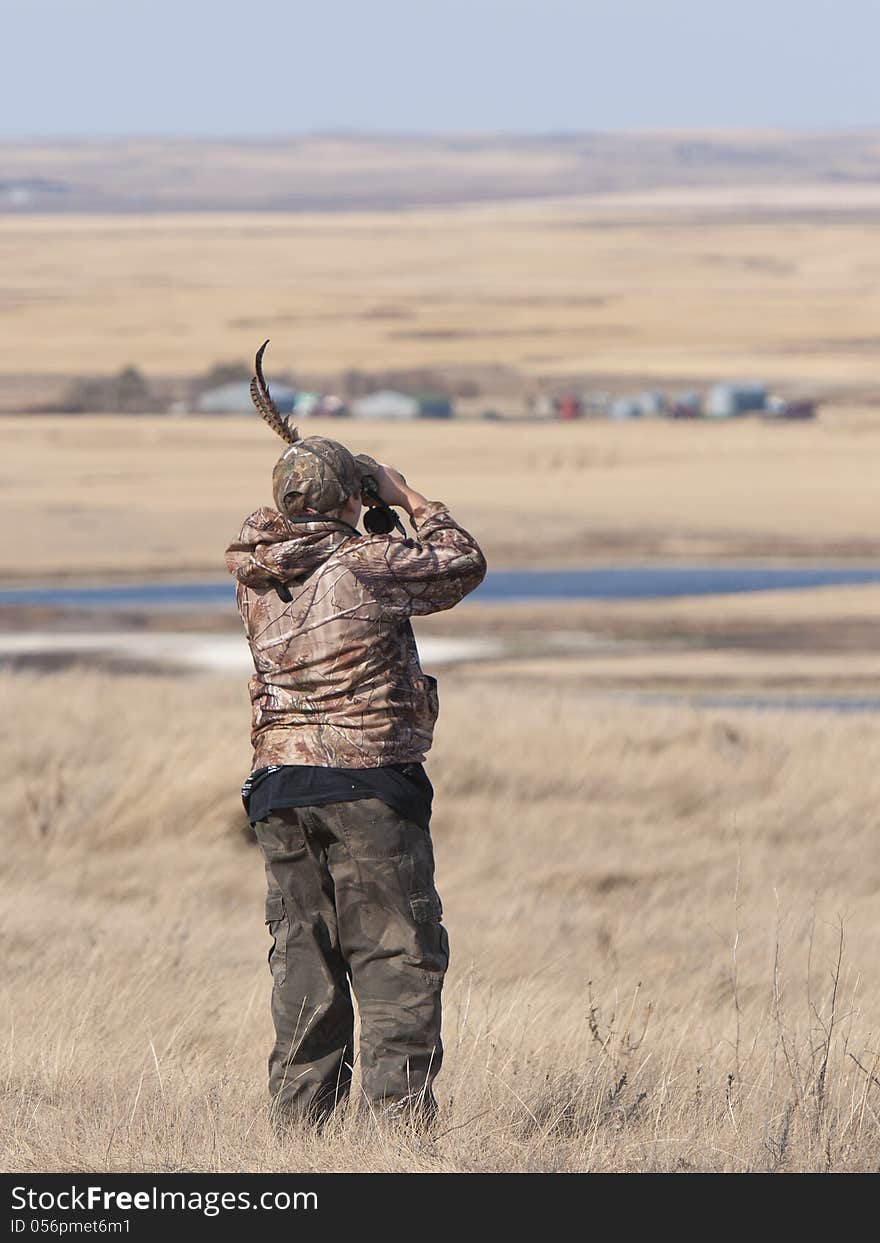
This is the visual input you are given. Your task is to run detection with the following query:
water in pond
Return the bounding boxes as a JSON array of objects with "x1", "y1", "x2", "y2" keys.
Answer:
[{"x1": 2, "y1": 565, "x2": 880, "y2": 609}]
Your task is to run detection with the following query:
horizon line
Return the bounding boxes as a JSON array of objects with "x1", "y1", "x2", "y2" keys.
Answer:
[{"x1": 3, "y1": 124, "x2": 880, "y2": 144}]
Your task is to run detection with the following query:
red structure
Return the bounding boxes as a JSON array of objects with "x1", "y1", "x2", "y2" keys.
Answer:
[{"x1": 556, "y1": 393, "x2": 583, "y2": 420}]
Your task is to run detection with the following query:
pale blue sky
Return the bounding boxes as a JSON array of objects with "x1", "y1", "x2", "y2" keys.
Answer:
[{"x1": 2, "y1": 0, "x2": 878, "y2": 136}]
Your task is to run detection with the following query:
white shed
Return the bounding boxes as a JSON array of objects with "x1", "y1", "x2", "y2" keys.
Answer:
[
  {"x1": 610, "y1": 397, "x2": 642, "y2": 420},
  {"x1": 706, "y1": 382, "x2": 767, "y2": 418},
  {"x1": 195, "y1": 381, "x2": 297, "y2": 414},
  {"x1": 637, "y1": 390, "x2": 667, "y2": 416},
  {"x1": 351, "y1": 390, "x2": 420, "y2": 420}
]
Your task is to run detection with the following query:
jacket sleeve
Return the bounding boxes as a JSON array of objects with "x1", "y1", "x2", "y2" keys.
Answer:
[{"x1": 345, "y1": 501, "x2": 487, "y2": 618}]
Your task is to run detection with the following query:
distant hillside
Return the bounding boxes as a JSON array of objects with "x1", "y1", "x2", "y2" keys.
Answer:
[{"x1": 3, "y1": 131, "x2": 880, "y2": 213}]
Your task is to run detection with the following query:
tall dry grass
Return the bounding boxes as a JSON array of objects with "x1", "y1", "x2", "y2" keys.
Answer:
[{"x1": 2, "y1": 665, "x2": 879, "y2": 1171}]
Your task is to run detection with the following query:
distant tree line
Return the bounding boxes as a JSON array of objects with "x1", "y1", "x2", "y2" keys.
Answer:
[
  {"x1": 58, "y1": 366, "x2": 156, "y2": 414},
  {"x1": 53, "y1": 361, "x2": 256, "y2": 414}
]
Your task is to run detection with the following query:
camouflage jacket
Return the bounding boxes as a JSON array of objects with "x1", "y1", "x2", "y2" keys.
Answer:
[{"x1": 225, "y1": 501, "x2": 487, "y2": 770}]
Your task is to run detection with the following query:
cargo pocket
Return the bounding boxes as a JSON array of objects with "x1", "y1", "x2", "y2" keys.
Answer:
[
  {"x1": 423, "y1": 674, "x2": 439, "y2": 721},
  {"x1": 410, "y1": 890, "x2": 442, "y2": 925},
  {"x1": 409, "y1": 889, "x2": 448, "y2": 980},
  {"x1": 411, "y1": 673, "x2": 440, "y2": 739},
  {"x1": 265, "y1": 892, "x2": 289, "y2": 986}
]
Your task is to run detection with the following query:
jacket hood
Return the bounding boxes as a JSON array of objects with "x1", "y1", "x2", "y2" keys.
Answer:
[{"x1": 225, "y1": 506, "x2": 354, "y2": 589}]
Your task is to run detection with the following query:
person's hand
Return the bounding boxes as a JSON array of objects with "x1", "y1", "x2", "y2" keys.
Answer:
[
  {"x1": 375, "y1": 464, "x2": 411, "y2": 508},
  {"x1": 374, "y1": 464, "x2": 429, "y2": 517}
]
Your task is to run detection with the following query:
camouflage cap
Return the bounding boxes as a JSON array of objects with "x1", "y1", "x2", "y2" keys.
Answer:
[{"x1": 272, "y1": 435, "x2": 365, "y2": 518}]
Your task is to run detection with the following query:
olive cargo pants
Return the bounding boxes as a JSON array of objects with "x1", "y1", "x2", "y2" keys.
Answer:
[{"x1": 253, "y1": 798, "x2": 449, "y2": 1125}]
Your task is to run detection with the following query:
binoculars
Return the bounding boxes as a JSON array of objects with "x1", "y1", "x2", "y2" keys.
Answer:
[{"x1": 354, "y1": 455, "x2": 406, "y2": 536}]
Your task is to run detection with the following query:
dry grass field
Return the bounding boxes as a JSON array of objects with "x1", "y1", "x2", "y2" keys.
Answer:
[
  {"x1": 3, "y1": 408, "x2": 880, "y2": 583},
  {"x1": 2, "y1": 196, "x2": 880, "y2": 388},
  {"x1": 3, "y1": 664, "x2": 880, "y2": 1173},
  {"x1": 3, "y1": 137, "x2": 880, "y2": 1175}
]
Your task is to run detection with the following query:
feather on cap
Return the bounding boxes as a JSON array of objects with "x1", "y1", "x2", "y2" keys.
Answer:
[{"x1": 250, "y1": 340, "x2": 299, "y2": 444}]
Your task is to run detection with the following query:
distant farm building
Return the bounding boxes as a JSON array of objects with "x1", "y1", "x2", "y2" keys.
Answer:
[
  {"x1": 583, "y1": 391, "x2": 611, "y2": 415},
  {"x1": 351, "y1": 390, "x2": 454, "y2": 419},
  {"x1": 763, "y1": 396, "x2": 817, "y2": 421},
  {"x1": 352, "y1": 390, "x2": 420, "y2": 419},
  {"x1": 670, "y1": 390, "x2": 703, "y2": 418},
  {"x1": 293, "y1": 391, "x2": 349, "y2": 418},
  {"x1": 317, "y1": 395, "x2": 349, "y2": 417},
  {"x1": 413, "y1": 392, "x2": 454, "y2": 418},
  {"x1": 636, "y1": 391, "x2": 667, "y2": 416},
  {"x1": 531, "y1": 395, "x2": 556, "y2": 419},
  {"x1": 293, "y1": 391, "x2": 322, "y2": 417},
  {"x1": 705, "y1": 382, "x2": 767, "y2": 418},
  {"x1": 195, "y1": 381, "x2": 297, "y2": 414},
  {"x1": 610, "y1": 397, "x2": 643, "y2": 419},
  {"x1": 527, "y1": 378, "x2": 811, "y2": 424},
  {"x1": 556, "y1": 393, "x2": 583, "y2": 420}
]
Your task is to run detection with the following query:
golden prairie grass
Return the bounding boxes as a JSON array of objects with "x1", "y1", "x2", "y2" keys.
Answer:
[
  {"x1": 418, "y1": 584, "x2": 880, "y2": 657},
  {"x1": 470, "y1": 649, "x2": 880, "y2": 698},
  {"x1": 2, "y1": 200, "x2": 880, "y2": 383},
  {"x1": 3, "y1": 665, "x2": 880, "y2": 1172},
  {"x1": 3, "y1": 409, "x2": 880, "y2": 583}
]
